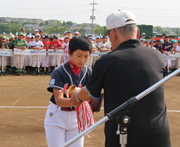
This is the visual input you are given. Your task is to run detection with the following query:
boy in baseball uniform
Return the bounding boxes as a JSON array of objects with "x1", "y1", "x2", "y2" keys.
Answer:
[
  {"x1": 41, "y1": 35, "x2": 51, "y2": 74},
  {"x1": 44, "y1": 35, "x2": 92, "y2": 147},
  {"x1": 176, "y1": 40, "x2": 180, "y2": 75},
  {"x1": 97, "y1": 36, "x2": 111, "y2": 53},
  {"x1": 29, "y1": 34, "x2": 43, "y2": 75},
  {"x1": 161, "y1": 35, "x2": 174, "y2": 75},
  {"x1": 62, "y1": 36, "x2": 70, "y2": 63},
  {"x1": 24, "y1": 35, "x2": 31, "y2": 73},
  {"x1": 50, "y1": 35, "x2": 62, "y2": 72},
  {"x1": 14, "y1": 32, "x2": 26, "y2": 75}
]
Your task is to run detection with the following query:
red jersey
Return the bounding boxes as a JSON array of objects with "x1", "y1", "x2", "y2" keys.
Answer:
[
  {"x1": 51, "y1": 41, "x2": 61, "y2": 49},
  {"x1": 43, "y1": 41, "x2": 51, "y2": 50}
]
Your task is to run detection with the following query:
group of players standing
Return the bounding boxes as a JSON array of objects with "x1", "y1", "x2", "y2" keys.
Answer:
[
  {"x1": 0, "y1": 28, "x2": 112, "y2": 76},
  {"x1": 139, "y1": 32, "x2": 180, "y2": 76}
]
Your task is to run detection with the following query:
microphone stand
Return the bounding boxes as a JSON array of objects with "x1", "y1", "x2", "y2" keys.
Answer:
[{"x1": 61, "y1": 68, "x2": 180, "y2": 147}]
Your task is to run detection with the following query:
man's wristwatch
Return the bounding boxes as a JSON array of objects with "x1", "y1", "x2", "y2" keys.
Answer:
[{"x1": 76, "y1": 92, "x2": 83, "y2": 102}]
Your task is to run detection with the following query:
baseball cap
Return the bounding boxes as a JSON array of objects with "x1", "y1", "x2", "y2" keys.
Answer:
[
  {"x1": 66, "y1": 31, "x2": 71, "y2": 33},
  {"x1": 27, "y1": 35, "x2": 31, "y2": 39},
  {"x1": 31, "y1": 35, "x2": 35, "y2": 38},
  {"x1": 34, "y1": 29, "x2": 39, "y2": 32},
  {"x1": 35, "y1": 34, "x2": 40, "y2": 37},
  {"x1": 74, "y1": 31, "x2": 80, "y2": 35},
  {"x1": 156, "y1": 39, "x2": 160, "y2": 42},
  {"x1": 96, "y1": 36, "x2": 100, "y2": 39},
  {"x1": 39, "y1": 30, "x2": 43, "y2": 33},
  {"x1": 18, "y1": 32, "x2": 23, "y2": 36},
  {"x1": 142, "y1": 32, "x2": 146, "y2": 36},
  {"x1": 64, "y1": 36, "x2": 69, "y2": 39},
  {"x1": 162, "y1": 33, "x2": 166, "y2": 36},
  {"x1": 21, "y1": 28, "x2": 25, "y2": 31},
  {"x1": 59, "y1": 37, "x2": 63, "y2": 41},
  {"x1": 170, "y1": 39, "x2": 177, "y2": 43},
  {"x1": 44, "y1": 35, "x2": 49, "y2": 39},
  {"x1": 53, "y1": 35, "x2": 58, "y2": 39},
  {"x1": 165, "y1": 35, "x2": 169, "y2": 38},
  {"x1": 148, "y1": 36, "x2": 152, "y2": 38},
  {"x1": 104, "y1": 10, "x2": 137, "y2": 37}
]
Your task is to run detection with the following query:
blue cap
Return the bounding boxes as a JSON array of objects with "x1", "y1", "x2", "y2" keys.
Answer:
[
  {"x1": 105, "y1": 36, "x2": 109, "y2": 38},
  {"x1": 96, "y1": 36, "x2": 100, "y2": 39}
]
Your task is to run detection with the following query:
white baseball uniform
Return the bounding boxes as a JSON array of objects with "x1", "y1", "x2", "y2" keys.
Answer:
[
  {"x1": 62, "y1": 42, "x2": 69, "y2": 63},
  {"x1": 98, "y1": 42, "x2": 111, "y2": 54},
  {"x1": 176, "y1": 45, "x2": 180, "y2": 68},
  {"x1": 30, "y1": 40, "x2": 44, "y2": 67}
]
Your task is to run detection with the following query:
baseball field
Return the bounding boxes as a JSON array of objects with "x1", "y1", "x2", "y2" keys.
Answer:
[{"x1": 0, "y1": 75, "x2": 180, "y2": 147}]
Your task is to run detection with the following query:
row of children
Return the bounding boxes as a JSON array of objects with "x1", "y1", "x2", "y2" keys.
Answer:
[
  {"x1": 0, "y1": 28, "x2": 112, "y2": 76},
  {"x1": 140, "y1": 32, "x2": 180, "y2": 75}
]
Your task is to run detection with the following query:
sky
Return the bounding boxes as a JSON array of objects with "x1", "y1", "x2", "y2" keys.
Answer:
[{"x1": 0, "y1": 0, "x2": 180, "y2": 28}]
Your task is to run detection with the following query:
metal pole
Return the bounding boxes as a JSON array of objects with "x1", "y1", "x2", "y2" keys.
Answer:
[
  {"x1": 60, "y1": 116, "x2": 109, "y2": 147},
  {"x1": 91, "y1": 0, "x2": 95, "y2": 35},
  {"x1": 61, "y1": 68, "x2": 180, "y2": 147}
]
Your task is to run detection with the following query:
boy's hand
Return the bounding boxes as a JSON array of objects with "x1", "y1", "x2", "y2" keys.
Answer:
[{"x1": 70, "y1": 92, "x2": 82, "y2": 107}]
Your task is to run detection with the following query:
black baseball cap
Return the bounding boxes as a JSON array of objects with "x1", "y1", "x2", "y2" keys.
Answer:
[
  {"x1": 53, "y1": 35, "x2": 58, "y2": 39},
  {"x1": 156, "y1": 39, "x2": 160, "y2": 42},
  {"x1": 162, "y1": 33, "x2": 166, "y2": 36},
  {"x1": 165, "y1": 35, "x2": 169, "y2": 38},
  {"x1": 44, "y1": 35, "x2": 49, "y2": 39}
]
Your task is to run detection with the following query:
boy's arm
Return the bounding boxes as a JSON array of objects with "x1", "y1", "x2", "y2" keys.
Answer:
[{"x1": 53, "y1": 88, "x2": 75, "y2": 107}]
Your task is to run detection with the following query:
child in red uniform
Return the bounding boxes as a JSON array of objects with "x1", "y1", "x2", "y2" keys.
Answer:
[
  {"x1": 41, "y1": 35, "x2": 51, "y2": 74},
  {"x1": 51, "y1": 35, "x2": 62, "y2": 71}
]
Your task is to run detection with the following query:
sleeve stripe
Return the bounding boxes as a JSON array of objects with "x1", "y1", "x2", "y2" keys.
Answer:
[
  {"x1": 85, "y1": 85, "x2": 100, "y2": 99},
  {"x1": 48, "y1": 85, "x2": 63, "y2": 90}
]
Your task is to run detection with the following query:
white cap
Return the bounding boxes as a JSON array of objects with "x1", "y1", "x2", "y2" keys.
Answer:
[
  {"x1": 104, "y1": 10, "x2": 137, "y2": 36},
  {"x1": 35, "y1": 34, "x2": 41, "y2": 37}
]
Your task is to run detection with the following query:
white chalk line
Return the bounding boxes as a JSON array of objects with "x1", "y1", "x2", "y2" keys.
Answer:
[
  {"x1": 0, "y1": 106, "x2": 180, "y2": 113},
  {"x1": 0, "y1": 106, "x2": 48, "y2": 108}
]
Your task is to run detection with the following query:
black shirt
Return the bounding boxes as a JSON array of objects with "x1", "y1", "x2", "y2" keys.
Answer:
[{"x1": 86, "y1": 39, "x2": 171, "y2": 147}]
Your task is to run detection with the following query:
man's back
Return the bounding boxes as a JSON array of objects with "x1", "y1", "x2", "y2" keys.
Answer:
[{"x1": 95, "y1": 39, "x2": 171, "y2": 147}]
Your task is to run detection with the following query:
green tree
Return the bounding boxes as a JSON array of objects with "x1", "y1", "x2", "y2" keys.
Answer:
[
  {"x1": 66, "y1": 21, "x2": 73, "y2": 27},
  {"x1": 39, "y1": 22, "x2": 45, "y2": 26},
  {"x1": 22, "y1": 21, "x2": 37, "y2": 26},
  {"x1": 24, "y1": 27, "x2": 32, "y2": 34},
  {"x1": 6, "y1": 23, "x2": 22, "y2": 34},
  {"x1": 44, "y1": 21, "x2": 69, "y2": 35},
  {"x1": 94, "y1": 26, "x2": 107, "y2": 35},
  {"x1": 0, "y1": 23, "x2": 9, "y2": 33},
  {"x1": 154, "y1": 26, "x2": 164, "y2": 34}
]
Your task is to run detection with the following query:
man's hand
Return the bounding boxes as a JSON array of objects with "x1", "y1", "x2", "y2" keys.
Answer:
[{"x1": 70, "y1": 92, "x2": 82, "y2": 107}]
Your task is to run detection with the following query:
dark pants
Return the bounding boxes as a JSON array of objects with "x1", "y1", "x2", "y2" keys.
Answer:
[{"x1": 105, "y1": 119, "x2": 171, "y2": 147}]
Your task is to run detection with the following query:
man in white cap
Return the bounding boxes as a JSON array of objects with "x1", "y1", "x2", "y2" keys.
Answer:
[{"x1": 70, "y1": 10, "x2": 171, "y2": 147}]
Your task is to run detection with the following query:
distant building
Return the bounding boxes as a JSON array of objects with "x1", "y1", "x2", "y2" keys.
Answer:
[{"x1": 0, "y1": 17, "x2": 43, "y2": 25}]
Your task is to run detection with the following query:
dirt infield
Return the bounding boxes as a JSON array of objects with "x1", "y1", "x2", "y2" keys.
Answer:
[{"x1": 0, "y1": 75, "x2": 180, "y2": 147}]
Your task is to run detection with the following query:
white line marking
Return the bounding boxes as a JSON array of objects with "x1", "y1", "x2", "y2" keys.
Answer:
[
  {"x1": 86, "y1": 134, "x2": 91, "y2": 138},
  {"x1": 101, "y1": 107, "x2": 104, "y2": 109},
  {"x1": 0, "y1": 106, "x2": 180, "y2": 113},
  {"x1": 167, "y1": 110, "x2": 180, "y2": 113},
  {"x1": 0, "y1": 106, "x2": 48, "y2": 108}
]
